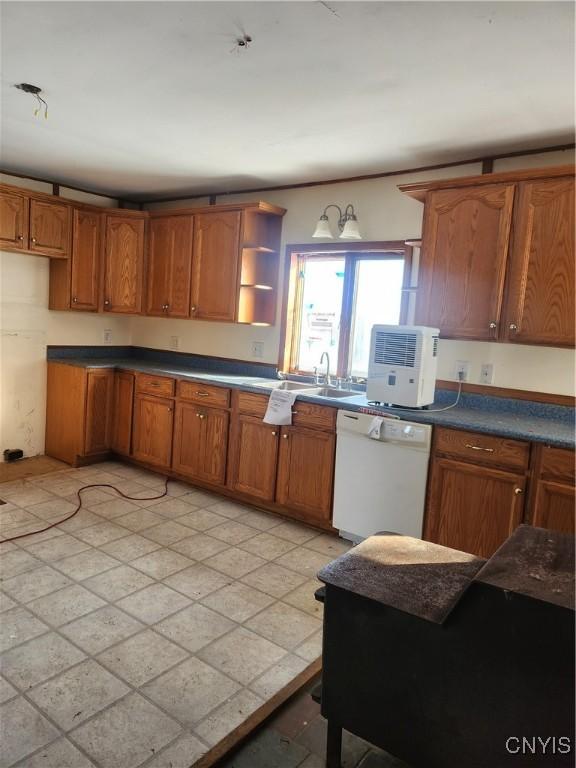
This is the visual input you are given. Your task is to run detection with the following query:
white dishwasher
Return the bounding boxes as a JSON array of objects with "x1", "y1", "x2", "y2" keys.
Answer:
[{"x1": 333, "y1": 410, "x2": 432, "y2": 543}]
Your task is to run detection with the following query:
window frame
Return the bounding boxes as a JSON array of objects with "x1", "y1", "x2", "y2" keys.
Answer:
[{"x1": 279, "y1": 241, "x2": 413, "y2": 377}]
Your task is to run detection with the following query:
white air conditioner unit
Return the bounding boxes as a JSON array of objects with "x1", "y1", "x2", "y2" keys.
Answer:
[{"x1": 367, "y1": 325, "x2": 440, "y2": 407}]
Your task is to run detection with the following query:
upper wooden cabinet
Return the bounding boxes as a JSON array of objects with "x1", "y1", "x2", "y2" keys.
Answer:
[
  {"x1": 416, "y1": 184, "x2": 515, "y2": 340},
  {"x1": 29, "y1": 199, "x2": 72, "y2": 258},
  {"x1": 0, "y1": 184, "x2": 71, "y2": 258},
  {"x1": 400, "y1": 165, "x2": 575, "y2": 347},
  {"x1": 0, "y1": 189, "x2": 27, "y2": 250},
  {"x1": 504, "y1": 177, "x2": 575, "y2": 347},
  {"x1": 103, "y1": 213, "x2": 146, "y2": 314},
  {"x1": 49, "y1": 207, "x2": 102, "y2": 311},
  {"x1": 191, "y1": 211, "x2": 242, "y2": 321},
  {"x1": 146, "y1": 214, "x2": 194, "y2": 318}
]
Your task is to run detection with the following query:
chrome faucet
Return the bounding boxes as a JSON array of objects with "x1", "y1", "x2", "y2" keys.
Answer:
[{"x1": 319, "y1": 352, "x2": 332, "y2": 386}]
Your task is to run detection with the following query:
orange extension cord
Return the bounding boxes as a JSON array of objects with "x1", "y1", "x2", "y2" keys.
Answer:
[{"x1": 0, "y1": 477, "x2": 170, "y2": 544}]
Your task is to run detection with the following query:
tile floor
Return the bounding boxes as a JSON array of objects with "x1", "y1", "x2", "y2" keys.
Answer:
[
  {"x1": 216, "y1": 679, "x2": 411, "y2": 768},
  {"x1": 0, "y1": 461, "x2": 350, "y2": 768}
]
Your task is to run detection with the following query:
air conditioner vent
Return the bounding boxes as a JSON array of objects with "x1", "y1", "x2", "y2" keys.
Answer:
[
  {"x1": 432, "y1": 336, "x2": 439, "y2": 357},
  {"x1": 373, "y1": 332, "x2": 418, "y2": 368}
]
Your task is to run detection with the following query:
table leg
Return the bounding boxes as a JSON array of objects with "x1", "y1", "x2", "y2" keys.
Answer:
[{"x1": 326, "y1": 719, "x2": 342, "y2": 768}]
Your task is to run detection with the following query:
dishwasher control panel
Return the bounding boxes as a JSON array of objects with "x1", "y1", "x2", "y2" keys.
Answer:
[{"x1": 383, "y1": 421, "x2": 428, "y2": 444}]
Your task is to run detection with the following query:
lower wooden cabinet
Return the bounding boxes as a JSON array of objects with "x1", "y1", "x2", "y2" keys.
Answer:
[
  {"x1": 111, "y1": 372, "x2": 135, "y2": 456},
  {"x1": 276, "y1": 426, "x2": 336, "y2": 525},
  {"x1": 227, "y1": 415, "x2": 280, "y2": 501},
  {"x1": 424, "y1": 456, "x2": 526, "y2": 558},
  {"x1": 46, "y1": 362, "x2": 114, "y2": 465},
  {"x1": 172, "y1": 401, "x2": 229, "y2": 485},
  {"x1": 528, "y1": 445, "x2": 575, "y2": 534},
  {"x1": 132, "y1": 393, "x2": 174, "y2": 468},
  {"x1": 84, "y1": 370, "x2": 114, "y2": 456}
]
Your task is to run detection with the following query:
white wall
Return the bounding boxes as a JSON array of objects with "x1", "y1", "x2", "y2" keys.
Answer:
[{"x1": 1, "y1": 149, "x2": 574, "y2": 456}]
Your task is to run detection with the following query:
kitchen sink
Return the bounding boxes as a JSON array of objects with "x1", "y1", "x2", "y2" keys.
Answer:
[
  {"x1": 301, "y1": 387, "x2": 359, "y2": 399},
  {"x1": 250, "y1": 380, "x2": 315, "y2": 391}
]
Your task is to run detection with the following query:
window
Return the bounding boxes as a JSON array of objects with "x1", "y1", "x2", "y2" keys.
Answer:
[{"x1": 282, "y1": 243, "x2": 412, "y2": 378}]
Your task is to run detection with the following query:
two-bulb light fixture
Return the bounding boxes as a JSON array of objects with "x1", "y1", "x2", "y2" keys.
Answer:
[{"x1": 312, "y1": 203, "x2": 362, "y2": 240}]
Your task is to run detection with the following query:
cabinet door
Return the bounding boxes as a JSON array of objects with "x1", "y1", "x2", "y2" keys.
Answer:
[
  {"x1": 416, "y1": 184, "x2": 515, "y2": 340},
  {"x1": 424, "y1": 457, "x2": 525, "y2": 558},
  {"x1": 103, "y1": 215, "x2": 145, "y2": 313},
  {"x1": 504, "y1": 177, "x2": 575, "y2": 347},
  {"x1": 111, "y1": 372, "x2": 134, "y2": 456},
  {"x1": 70, "y1": 209, "x2": 101, "y2": 311},
  {"x1": 132, "y1": 394, "x2": 174, "y2": 468},
  {"x1": 0, "y1": 190, "x2": 27, "y2": 250},
  {"x1": 191, "y1": 211, "x2": 241, "y2": 321},
  {"x1": 84, "y1": 369, "x2": 114, "y2": 455},
  {"x1": 29, "y1": 198, "x2": 71, "y2": 257},
  {"x1": 276, "y1": 427, "x2": 335, "y2": 524},
  {"x1": 172, "y1": 402, "x2": 229, "y2": 486},
  {"x1": 531, "y1": 480, "x2": 575, "y2": 535},
  {"x1": 227, "y1": 414, "x2": 279, "y2": 501},
  {"x1": 146, "y1": 215, "x2": 193, "y2": 317}
]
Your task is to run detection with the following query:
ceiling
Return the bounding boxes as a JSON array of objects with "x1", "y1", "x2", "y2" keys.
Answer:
[{"x1": 1, "y1": 2, "x2": 574, "y2": 200}]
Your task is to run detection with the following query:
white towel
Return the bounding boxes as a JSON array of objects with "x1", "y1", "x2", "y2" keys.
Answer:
[
  {"x1": 263, "y1": 390, "x2": 298, "y2": 425},
  {"x1": 367, "y1": 416, "x2": 385, "y2": 439}
]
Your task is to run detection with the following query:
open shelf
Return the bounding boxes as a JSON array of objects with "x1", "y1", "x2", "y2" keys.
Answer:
[{"x1": 238, "y1": 208, "x2": 284, "y2": 325}]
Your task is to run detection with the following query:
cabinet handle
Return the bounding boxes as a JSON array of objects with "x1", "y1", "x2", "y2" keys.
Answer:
[
  {"x1": 72, "y1": 297, "x2": 78, "y2": 303},
  {"x1": 104, "y1": 299, "x2": 110, "y2": 306},
  {"x1": 464, "y1": 443, "x2": 494, "y2": 453},
  {"x1": 509, "y1": 323, "x2": 518, "y2": 332},
  {"x1": 191, "y1": 306, "x2": 197, "y2": 312},
  {"x1": 271, "y1": 431, "x2": 277, "y2": 436},
  {"x1": 282, "y1": 434, "x2": 289, "y2": 439},
  {"x1": 31, "y1": 237, "x2": 37, "y2": 244},
  {"x1": 167, "y1": 407, "x2": 173, "y2": 412},
  {"x1": 514, "y1": 487, "x2": 523, "y2": 495},
  {"x1": 17, "y1": 234, "x2": 23, "y2": 241},
  {"x1": 489, "y1": 322, "x2": 497, "y2": 330},
  {"x1": 195, "y1": 391, "x2": 209, "y2": 397},
  {"x1": 198, "y1": 414, "x2": 205, "y2": 420}
]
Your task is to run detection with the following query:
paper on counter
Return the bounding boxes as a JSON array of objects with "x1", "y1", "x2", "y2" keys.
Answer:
[
  {"x1": 263, "y1": 390, "x2": 298, "y2": 425},
  {"x1": 367, "y1": 416, "x2": 384, "y2": 439}
]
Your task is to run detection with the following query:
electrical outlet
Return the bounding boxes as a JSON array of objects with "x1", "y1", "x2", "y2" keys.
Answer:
[
  {"x1": 480, "y1": 363, "x2": 495, "y2": 384},
  {"x1": 453, "y1": 360, "x2": 470, "y2": 381},
  {"x1": 251, "y1": 341, "x2": 264, "y2": 358},
  {"x1": 103, "y1": 329, "x2": 113, "y2": 344},
  {"x1": 170, "y1": 335, "x2": 180, "y2": 351}
]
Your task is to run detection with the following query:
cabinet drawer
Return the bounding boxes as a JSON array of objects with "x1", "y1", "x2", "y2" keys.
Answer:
[
  {"x1": 236, "y1": 391, "x2": 336, "y2": 431},
  {"x1": 538, "y1": 445, "x2": 575, "y2": 484},
  {"x1": 178, "y1": 380, "x2": 230, "y2": 408},
  {"x1": 434, "y1": 427, "x2": 530, "y2": 471},
  {"x1": 237, "y1": 391, "x2": 268, "y2": 417},
  {"x1": 136, "y1": 373, "x2": 175, "y2": 398},
  {"x1": 292, "y1": 402, "x2": 336, "y2": 431}
]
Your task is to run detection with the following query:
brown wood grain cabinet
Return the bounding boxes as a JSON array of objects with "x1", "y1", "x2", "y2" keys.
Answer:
[
  {"x1": 111, "y1": 371, "x2": 135, "y2": 456},
  {"x1": 132, "y1": 393, "x2": 174, "y2": 468},
  {"x1": 103, "y1": 213, "x2": 146, "y2": 314},
  {"x1": 424, "y1": 427, "x2": 528, "y2": 558},
  {"x1": 46, "y1": 362, "x2": 114, "y2": 466},
  {"x1": 172, "y1": 401, "x2": 229, "y2": 485},
  {"x1": 400, "y1": 166, "x2": 575, "y2": 347},
  {"x1": 84, "y1": 369, "x2": 114, "y2": 455},
  {"x1": 276, "y1": 426, "x2": 336, "y2": 525},
  {"x1": 29, "y1": 198, "x2": 72, "y2": 258},
  {"x1": 528, "y1": 445, "x2": 575, "y2": 534},
  {"x1": 227, "y1": 415, "x2": 280, "y2": 501},
  {"x1": 416, "y1": 183, "x2": 515, "y2": 340},
  {"x1": 49, "y1": 207, "x2": 102, "y2": 311},
  {"x1": 504, "y1": 176, "x2": 575, "y2": 347},
  {"x1": 191, "y1": 211, "x2": 242, "y2": 321},
  {"x1": 0, "y1": 188, "x2": 27, "y2": 250},
  {"x1": 146, "y1": 215, "x2": 194, "y2": 318}
]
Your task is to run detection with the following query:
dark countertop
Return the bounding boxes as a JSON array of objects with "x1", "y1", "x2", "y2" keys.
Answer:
[{"x1": 49, "y1": 356, "x2": 575, "y2": 449}]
